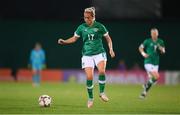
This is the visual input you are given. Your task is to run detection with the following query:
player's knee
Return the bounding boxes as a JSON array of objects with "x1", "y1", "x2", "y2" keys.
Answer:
[
  {"x1": 87, "y1": 75, "x2": 93, "y2": 80},
  {"x1": 150, "y1": 71, "x2": 158, "y2": 79},
  {"x1": 153, "y1": 71, "x2": 159, "y2": 78}
]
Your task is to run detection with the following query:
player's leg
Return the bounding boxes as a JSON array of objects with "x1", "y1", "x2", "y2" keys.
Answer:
[
  {"x1": 84, "y1": 67, "x2": 94, "y2": 108},
  {"x1": 36, "y1": 70, "x2": 41, "y2": 85},
  {"x1": 82, "y1": 56, "x2": 94, "y2": 108},
  {"x1": 97, "y1": 60, "x2": 109, "y2": 102},
  {"x1": 95, "y1": 53, "x2": 109, "y2": 102},
  {"x1": 32, "y1": 69, "x2": 39, "y2": 86},
  {"x1": 144, "y1": 71, "x2": 159, "y2": 92},
  {"x1": 140, "y1": 64, "x2": 159, "y2": 98},
  {"x1": 32, "y1": 64, "x2": 41, "y2": 86},
  {"x1": 36, "y1": 64, "x2": 44, "y2": 85},
  {"x1": 144, "y1": 64, "x2": 159, "y2": 92}
]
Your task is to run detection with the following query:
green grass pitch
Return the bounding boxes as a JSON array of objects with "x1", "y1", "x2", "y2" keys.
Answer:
[{"x1": 0, "y1": 82, "x2": 180, "y2": 114}]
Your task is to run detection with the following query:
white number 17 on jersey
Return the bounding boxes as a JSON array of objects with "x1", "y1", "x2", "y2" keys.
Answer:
[{"x1": 88, "y1": 34, "x2": 94, "y2": 40}]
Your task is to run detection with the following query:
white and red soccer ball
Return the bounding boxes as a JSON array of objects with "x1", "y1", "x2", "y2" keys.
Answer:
[{"x1": 38, "y1": 95, "x2": 52, "y2": 107}]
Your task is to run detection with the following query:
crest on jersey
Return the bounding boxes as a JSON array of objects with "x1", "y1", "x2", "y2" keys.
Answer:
[{"x1": 93, "y1": 28, "x2": 99, "y2": 32}]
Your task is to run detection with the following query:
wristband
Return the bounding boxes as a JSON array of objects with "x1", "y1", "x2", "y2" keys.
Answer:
[{"x1": 141, "y1": 52, "x2": 146, "y2": 57}]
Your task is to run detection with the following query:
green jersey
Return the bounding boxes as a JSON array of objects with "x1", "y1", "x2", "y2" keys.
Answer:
[
  {"x1": 75, "y1": 21, "x2": 108, "y2": 56},
  {"x1": 141, "y1": 38, "x2": 165, "y2": 65}
]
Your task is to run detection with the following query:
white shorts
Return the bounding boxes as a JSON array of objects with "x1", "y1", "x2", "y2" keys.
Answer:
[
  {"x1": 144, "y1": 64, "x2": 159, "y2": 73},
  {"x1": 81, "y1": 53, "x2": 107, "y2": 69}
]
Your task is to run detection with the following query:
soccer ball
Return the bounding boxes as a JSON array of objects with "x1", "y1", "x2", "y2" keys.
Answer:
[{"x1": 38, "y1": 95, "x2": 52, "y2": 107}]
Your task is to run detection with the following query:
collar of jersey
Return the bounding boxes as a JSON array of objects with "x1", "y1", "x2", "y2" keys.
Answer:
[{"x1": 85, "y1": 21, "x2": 96, "y2": 27}]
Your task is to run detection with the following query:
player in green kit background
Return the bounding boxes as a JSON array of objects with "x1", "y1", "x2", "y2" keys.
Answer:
[
  {"x1": 139, "y1": 28, "x2": 165, "y2": 99},
  {"x1": 58, "y1": 7, "x2": 115, "y2": 108}
]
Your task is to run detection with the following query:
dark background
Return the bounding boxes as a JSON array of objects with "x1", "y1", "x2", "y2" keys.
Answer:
[
  {"x1": 0, "y1": 0, "x2": 180, "y2": 20},
  {"x1": 0, "y1": 0, "x2": 179, "y2": 71}
]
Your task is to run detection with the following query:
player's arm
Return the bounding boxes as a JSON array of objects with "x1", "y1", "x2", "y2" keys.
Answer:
[
  {"x1": 58, "y1": 25, "x2": 82, "y2": 45},
  {"x1": 157, "y1": 43, "x2": 165, "y2": 54},
  {"x1": 104, "y1": 34, "x2": 115, "y2": 58},
  {"x1": 139, "y1": 44, "x2": 149, "y2": 58},
  {"x1": 58, "y1": 36, "x2": 79, "y2": 45}
]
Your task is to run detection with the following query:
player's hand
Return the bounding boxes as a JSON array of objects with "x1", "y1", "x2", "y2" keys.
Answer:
[
  {"x1": 143, "y1": 53, "x2": 149, "y2": 58},
  {"x1": 158, "y1": 45, "x2": 165, "y2": 54},
  {"x1": 58, "y1": 39, "x2": 66, "y2": 45},
  {"x1": 144, "y1": 54, "x2": 149, "y2": 58},
  {"x1": 159, "y1": 47, "x2": 165, "y2": 54},
  {"x1": 109, "y1": 49, "x2": 115, "y2": 58},
  {"x1": 141, "y1": 51, "x2": 149, "y2": 58}
]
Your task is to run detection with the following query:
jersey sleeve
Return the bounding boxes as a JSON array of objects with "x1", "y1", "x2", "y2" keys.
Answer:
[
  {"x1": 74, "y1": 25, "x2": 82, "y2": 38},
  {"x1": 100, "y1": 24, "x2": 109, "y2": 37},
  {"x1": 140, "y1": 39, "x2": 148, "y2": 48}
]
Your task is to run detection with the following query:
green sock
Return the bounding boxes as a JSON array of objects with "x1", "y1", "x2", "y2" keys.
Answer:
[
  {"x1": 145, "y1": 77, "x2": 157, "y2": 92},
  {"x1": 99, "y1": 74, "x2": 106, "y2": 93},
  {"x1": 86, "y1": 80, "x2": 93, "y2": 100}
]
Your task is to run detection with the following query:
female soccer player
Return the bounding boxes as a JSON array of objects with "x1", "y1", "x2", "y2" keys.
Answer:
[
  {"x1": 139, "y1": 28, "x2": 165, "y2": 98},
  {"x1": 58, "y1": 7, "x2": 115, "y2": 108},
  {"x1": 29, "y1": 43, "x2": 46, "y2": 86}
]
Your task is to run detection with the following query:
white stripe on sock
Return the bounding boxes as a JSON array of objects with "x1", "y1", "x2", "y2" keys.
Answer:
[
  {"x1": 98, "y1": 80, "x2": 106, "y2": 84},
  {"x1": 87, "y1": 85, "x2": 94, "y2": 89}
]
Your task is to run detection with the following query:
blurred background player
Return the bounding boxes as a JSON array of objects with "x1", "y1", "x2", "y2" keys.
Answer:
[
  {"x1": 117, "y1": 59, "x2": 127, "y2": 71},
  {"x1": 139, "y1": 28, "x2": 165, "y2": 98},
  {"x1": 58, "y1": 7, "x2": 115, "y2": 108},
  {"x1": 29, "y1": 42, "x2": 46, "y2": 86}
]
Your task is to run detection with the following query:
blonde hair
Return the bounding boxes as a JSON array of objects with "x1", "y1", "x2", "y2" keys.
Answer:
[
  {"x1": 84, "y1": 7, "x2": 96, "y2": 18},
  {"x1": 151, "y1": 28, "x2": 158, "y2": 31}
]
